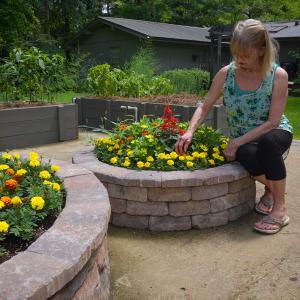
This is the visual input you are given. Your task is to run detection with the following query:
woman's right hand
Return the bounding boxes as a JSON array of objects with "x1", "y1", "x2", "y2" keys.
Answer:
[{"x1": 175, "y1": 131, "x2": 193, "y2": 155}]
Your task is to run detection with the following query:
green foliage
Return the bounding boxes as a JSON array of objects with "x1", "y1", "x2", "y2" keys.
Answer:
[
  {"x1": 87, "y1": 64, "x2": 173, "y2": 97},
  {"x1": 161, "y1": 68, "x2": 210, "y2": 96},
  {"x1": 285, "y1": 97, "x2": 300, "y2": 139},
  {"x1": 0, "y1": 47, "x2": 67, "y2": 102}
]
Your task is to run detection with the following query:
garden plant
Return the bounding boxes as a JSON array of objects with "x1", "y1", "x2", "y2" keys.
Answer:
[
  {"x1": 0, "y1": 151, "x2": 64, "y2": 260},
  {"x1": 93, "y1": 104, "x2": 229, "y2": 171}
]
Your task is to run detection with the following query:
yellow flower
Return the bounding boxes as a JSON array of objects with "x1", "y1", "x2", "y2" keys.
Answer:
[
  {"x1": 164, "y1": 154, "x2": 171, "y2": 160},
  {"x1": 144, "y1": 162, "x2": 151, "y2": 168},
  {"x1": 114, "y1": 143, "x2": 120, "y2": 149},
  {"x1": 192, "y1": 151, "x2": 199, "y2": 158},
  {"x1": 125, "y1": 156, "x2": 130, "y2": 161},
  {"x1": 2, "y1": 153, "x2": 11, "y2": 160},
  {"x1": 145, "y1": 135, "x2": 153, "y2": 139},
  {"x1": 199, "y1": 144, "x2": 208, "y2": 151},
  {"x1": 108, "y1": 146, "x2": 114, "y2": 152},
  {"x1": 217, "y1": 155, "x2": 225, "y2": 162},
  {"x1": 39, "y1": 170, "x2": 51, "y2": 179},
  {"x1": 117, "y1": 150, "x2": 122, "y2": 155},
  {"x1": 208, "y1": 159, "x2": 215, "y2": 165},
  {"x1": 0, "y1": 164, "x2": 9, "y2": 171},
  {"x1": 186, "y1": 155, "x2": 194, "y2": 161},
  {"x1": 158, "y1": 153, "x2": 165, "y2": 159},
  {"x1": 51, "y1": 165, "x2": 60, "y2": 172},
  {"x1": 147, "y1": 156, "x2": 154, "y2": 162},
  {"x1": 29, "y1": 160, "x2": 40, "y2": 167},
  {"x1": 170, "y1": 152, "x2": 178, "y2": 159},
  {"x1": 43, "y1": 180, "x2": 52, "y2": 186},
  {"x1": 110, "y1": 157, "x2": 118, "y2": 164},
  {"x1": 220, "y1": 143, "x2": 227, "y2": 149},
  {"x1": 127, "y1": 150, "x2": 134, "y2": 157},
  {"x1": 52, "y1": 183, "x2": 61, "y2": 191},
  {"x1": 123, "y1": 160, "x2": 131, "y2": 167},
  {"x1": 0, "y1": 221, "x2": 9, "y2": 233},
  {"x1": 213, "y1": 147, "x2": 220, "y2": 153},
  {"x1": 199, "y1": 152, "x2": 208, "y2": 159},
  {"x1": 30, "y1": 196, "x2": 45, "y2": 210},
  {"x1": 179, "y1": 155, "x2": 185, "y2": 161},
  {"x1": 0, "y1": 201, "x2": 5, "y2": 210},
  {"x1": 16, "y1": 169, "x2": 27, "y2": 176},
  {"x1": 148, "y1": 138, "x2": 154, "y2": 143},
  {"x1": 167, "y1": 160, "x2": 174, "y2": 166},
  {"x1": 29, "y1": 151, "x2": 39, "y2": 160},
  {"x1": 141, "y1": 125, "x2": 148, "y2": 129},
  {"x1": 186, "y1": 161, "x2": 194, "y2": 167},
  {"x1": 11, "y1": 196, "x2": 22, "y2": 206},
  {"x1": 212, "y1": 153, "x2": 219, "y2": 159},
  {"x1": 137, "y1": 161, "x2": 144, "y2": 168},
  {"x1": 13, "y1": 153, "x2": 20, "y2": 159}
]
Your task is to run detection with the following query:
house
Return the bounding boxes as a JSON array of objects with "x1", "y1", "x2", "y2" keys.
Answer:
[
  {"x1": 66, "y1": 17, "x2": 300, "y2": 78},
  {"x1": 65, "y1": 16, "x2": 230, "y2": 74}
]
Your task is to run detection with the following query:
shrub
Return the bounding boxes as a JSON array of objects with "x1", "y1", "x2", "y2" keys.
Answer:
[
  {"x1": 161, "y1": 68, "x2": 210, "y2": 96},
  {"x1": 0, "y1": 151, "x2": 64, "y2": 256},
  {"x1": 93, "y1": 104, "x2": 228, "y2": 171}
]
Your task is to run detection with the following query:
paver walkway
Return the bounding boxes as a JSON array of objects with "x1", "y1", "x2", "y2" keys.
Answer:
[{"x1": 17, "y1": 131, "x2": 300, "y2": 300}]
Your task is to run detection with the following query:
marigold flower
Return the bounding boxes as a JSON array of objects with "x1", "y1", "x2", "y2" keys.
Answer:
[
  {"x1": 144, "y1": 162, "x2": 151, "y2": 168},
  {"x1": 127, "y1": 150, "x2": 134, "y2": 157},
  {"x1": 51, "y1": 165, "x2": 60, "y2": 172},
  {"x1": 2, "y1": 153, "x2": 11, "y2": 160},
  {"x1": 29, "y1": 160, "x2": 40, "y2": 167},
  {"x1": 127, "y1": 136, "x2": 133, "y2": 141},
  {"x1": 158, "y1": 153, "x2": 165, "y2": 159},
  {"x1": 1, "y1": 196, "x2": 11, "y2": 206},
  {"x1": 170, "y1": 152, "x2": 178, "y2": 159},
  {"x1": 213, "y1": 147, "x2": 220, "y2": 153},
  {"x1": 137, "y1": 161, "x2": 144, "y2": 168},
  {"x1": 51, "y1": 183, "x2": 61, "y2": 191},
  {"x1": 108, "y1": 146, "x2": 114, "y2": 152},
  {"x1": 13, "y1": 153, "x2": 20, "y2": 159},
  {"x1": 179, "y1": 155, "x2": 185, "y2": 161},
  {"x1": 141, "y1": 125, "x2": 148, "y2": 129},
  {"x1": 192, "y1": 152, "x2": 199, "y2": 158},
  {"x1": 208, "y1": 159, "x2": 215, "y2": 165},
  {"x1": 186, "y1": 161, "x2": 194, "y2": 167},
  {"x1": 30, "y1": 196, "x2": 45, "y2": 210},
  {"x1": 167, "y1": 160, "x2": 174, "y2": 166},
  {"x1": 5, "y1": 179, "x2": 18, "y2": 190},
  {"x1": 43, "y1": 180, "x2": 52, "y2": 186},
  {"x1": 110, "y1": 157, "x2": 118, "y2": 164},
  {"x1": 164, "y1": 154, "x2": 171, "y2": 160},
  {"x1": 29, "y1": 151, "x2": 39, "y2": 160},
  {"x1": 123, "y1": 160, "x2": 131, "y2": 167},
  {"x1": 0, "y1": 221, "x2": 9, "y2": 233},
  {"x1": 0, "y1": 201, "x2": 5, "y2": 210},
  {"x1": 117, "y1": 150, "x2": 123, "y2": 156},
  {"x1": 39, "y1": 170, "x2": 51, "y2": 179},
  {"x1": 199, "y1": 144, "x2": 208, "y2": 151},
  {"x1": 199, "y1": 152, "x2": 208, "y2": 159},
  {"x1": 11, "y1": 196, "x2": 22, "y2": 206},
  {"x1": 186, "y1": 155, "x2": 194, "y2": 161},
  {"x1": 147, "y1": 156, "x2": 154, "y2": 162},
  {"x1": 6, "y1": 168, "x2": 15, "y2": 175},
  {"x1": 220, "y1": 143, "x2": 228, "y2": 149},
  {"x1": 0, "y1": 164, "x2": 9, "y2": 171}
]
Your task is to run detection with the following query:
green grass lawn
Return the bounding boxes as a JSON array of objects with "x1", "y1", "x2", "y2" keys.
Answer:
[{"x1": 285, "y1": 96, "x2": 300, "y2": 139}]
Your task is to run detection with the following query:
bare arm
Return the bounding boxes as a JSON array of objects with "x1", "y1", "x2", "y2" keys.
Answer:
[
  {"x1": 175, "y1": 66, "x2": 228, "y2": 155},
  {"x1": 224, "y1": 67, "x2": 289, "y2": 160}
]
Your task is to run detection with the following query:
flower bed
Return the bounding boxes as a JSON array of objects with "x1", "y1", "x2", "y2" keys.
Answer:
[
  {"x1": 93, "y1": 104, "x2": 228, "y2": 171},
  {"x1": 0, "y1": 151, "x2": 63, "y2": 261}
]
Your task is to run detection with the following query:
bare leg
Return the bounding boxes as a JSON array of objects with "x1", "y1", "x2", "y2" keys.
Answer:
[{"x1": 252, "y1": 175, "x2": 273, "y2": 213}]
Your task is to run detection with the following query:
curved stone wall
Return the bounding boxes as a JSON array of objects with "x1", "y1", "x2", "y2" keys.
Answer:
[
  {"x1": 0, "y1": 159, "x2": 111, "y2": 300},
  {"x1": 73, "y1": 149, "x2": 256, "y2": 231}
]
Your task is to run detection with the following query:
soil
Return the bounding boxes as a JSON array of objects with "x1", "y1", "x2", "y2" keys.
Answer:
[
  {"x1": 85, "y1": 92, "x2": 206, "y2": 106},
  {"x1": 0, "y1": 101, "x2": 63, "y2": 110}
]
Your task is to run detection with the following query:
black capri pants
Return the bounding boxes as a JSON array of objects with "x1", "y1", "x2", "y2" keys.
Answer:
[{"x1": 235, "y1": 129, "x2": 293, "y2": 181}]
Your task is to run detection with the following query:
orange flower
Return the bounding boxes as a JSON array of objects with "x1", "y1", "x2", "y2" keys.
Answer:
[
  {"x1": 4, "y1": 179, "x2": 18, "y2": 190},
  {"x1": 6, "y1": 168, "x2": 15, "y2": 175},
  {"x1": 119, "y1": 124, "x2": 127, "y2": 130},
  {"x1": 0, "y1": 186, "x2": 2, "y2": 192},
  {"x1": 1, "y1": 196, "x2": 11, "y2": 206},
  {"x1": 141, "y1": 130, "x2": 148, "y2": 136},
  {"x1": 127, "y1": 136, "x2": 133, "y2": 141}
]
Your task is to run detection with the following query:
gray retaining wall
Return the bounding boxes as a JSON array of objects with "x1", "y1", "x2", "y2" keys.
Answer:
[
  {"x1": 73, "y1": 149, "x2": 256, "y2": 231},
  {"x1": 0, "y1": 159, "x2": 111, "y2": 300},
  {"x1": 74, "y1": 98, "x2": 229, "y2": 135},
  {"x1": 0, "y1": 104, "x2": 78, "y2": 151}
]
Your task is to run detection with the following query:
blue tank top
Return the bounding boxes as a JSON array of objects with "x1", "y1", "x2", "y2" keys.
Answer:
[{"x1": 223, "y1": 62, "x2": 293, "y2": 138}]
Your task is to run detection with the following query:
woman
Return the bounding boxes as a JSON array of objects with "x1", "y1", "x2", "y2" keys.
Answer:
[{"x1": 175, "y1": 19, "x2": 293, "y2": 234}]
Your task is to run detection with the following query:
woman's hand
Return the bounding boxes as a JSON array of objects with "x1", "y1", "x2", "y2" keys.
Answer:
[
  {"x1": 223, "y1": 139, "x2": 240, "y2": 161},
  {"x1": 175, "y1": 131, "x2": 193, "y2": 155}
]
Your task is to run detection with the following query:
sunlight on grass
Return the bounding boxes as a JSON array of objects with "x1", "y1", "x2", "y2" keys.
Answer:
[{"x1": 285, "y1": 97, "x2": 300, "y2": 139}]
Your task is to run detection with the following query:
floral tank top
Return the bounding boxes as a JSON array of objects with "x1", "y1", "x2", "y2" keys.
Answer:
[{"x1": 223, "y1": 62, "x2": 293, "y2": 139}]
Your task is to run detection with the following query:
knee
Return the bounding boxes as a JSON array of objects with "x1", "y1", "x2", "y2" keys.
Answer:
[{"x1": 258, "y1": 134, "x2": 278, "y2": 151}]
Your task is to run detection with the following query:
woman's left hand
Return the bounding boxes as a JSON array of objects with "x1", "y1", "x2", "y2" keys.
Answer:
[{"x1": 223, "y1": 139, "x2": 240, "y2": 161}]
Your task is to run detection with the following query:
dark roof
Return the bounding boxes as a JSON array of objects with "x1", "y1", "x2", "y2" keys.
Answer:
[{"x1": 98, "y1": 16, "x2": 210, "y2": 43}]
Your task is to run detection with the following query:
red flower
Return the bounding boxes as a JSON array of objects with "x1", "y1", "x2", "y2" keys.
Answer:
[
  {"x1": 160, "y1": 104, "x2": 183, "y2": 135},
  {"x1": 141, "y1": 130, "x2": 148, "y2": 136}
]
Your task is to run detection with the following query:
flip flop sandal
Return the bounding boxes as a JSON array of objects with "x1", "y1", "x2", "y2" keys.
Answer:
[
  {"x1": 254, "y1": 215, "x2": 290, "y2": 234},
  {"x1": 255, "y1": 194, "x2": 274, "y2": 215}
]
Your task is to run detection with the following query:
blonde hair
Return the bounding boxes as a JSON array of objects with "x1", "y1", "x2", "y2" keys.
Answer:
[{"x1": 230, "y1": 19, "x2": 278, "y2": 78}]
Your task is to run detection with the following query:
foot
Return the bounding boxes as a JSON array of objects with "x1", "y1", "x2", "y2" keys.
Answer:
[
  {"x1": 254, "y1": 211, "x2": 289, "y2": 234},
  {"x1": 255, "y1": 193, "x2": 274, "y2": 215}
]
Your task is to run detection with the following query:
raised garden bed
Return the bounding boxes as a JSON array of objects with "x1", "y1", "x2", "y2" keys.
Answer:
[
  {"x1": 0, "y1": 159, "x2": 110, "y2": 300},
  {"x1": 73, "y1": 149, "x2": 256, "y2": 231},
  {"x1": 74, "y1": 96, "x2": 229, "y2": 135},
  {"x1": 0, "y1": 103, "x2": 78, "y2": 151}
]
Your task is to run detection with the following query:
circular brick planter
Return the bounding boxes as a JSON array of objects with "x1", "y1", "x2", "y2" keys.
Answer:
[
  {"x1": 0, "y1": 159, "x2": 111, "y2": 300},
  {"x1": 73, "y1": 149, "x2": 256, "y2": 231}
]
